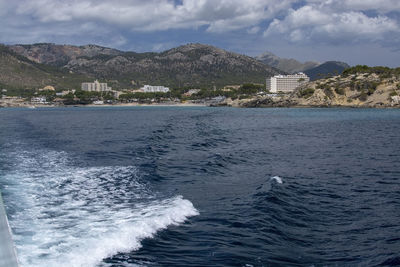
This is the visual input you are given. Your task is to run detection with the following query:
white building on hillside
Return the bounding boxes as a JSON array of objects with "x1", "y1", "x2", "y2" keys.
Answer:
[
  {"x1": 141, "y1": 85, "x2": 169, "y2": 93},
  {"x1": 81, "y1": 80, "x2": 111, "y2": 92},
  {"x1": 266, "y1": 73, "x2": 309, "y2": 93}
]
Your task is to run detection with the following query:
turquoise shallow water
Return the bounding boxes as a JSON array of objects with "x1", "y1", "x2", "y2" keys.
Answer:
[{"x1": 0, "y1": 107, "x2": 400, "y2": 266}]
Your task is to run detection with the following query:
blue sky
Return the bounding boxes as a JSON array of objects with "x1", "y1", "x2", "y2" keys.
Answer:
[{"x1": 1, "y1": 0, "x2": 400, "y2": 67}]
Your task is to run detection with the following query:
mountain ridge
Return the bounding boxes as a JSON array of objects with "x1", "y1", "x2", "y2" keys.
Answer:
[
  {"x1": 7, "y1": 43, "x2": 282, "y2": 89},
  {"x1": 304, "y1": 61, "x2": 350, "y2": 80},
  {"x1": 0, "y1": 44, "x2": 89, "y2": 91},
  {"x1": 256, "y1": 52, "x2": 319, "y2": 74},
  {"x1": 256, "y1": 51, "x2": 350, "y2": 80}
]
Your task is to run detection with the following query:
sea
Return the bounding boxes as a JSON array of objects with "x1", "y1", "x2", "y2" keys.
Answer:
[{"x1": 0, "y1": 107, "x2": 399, "y2": 267}]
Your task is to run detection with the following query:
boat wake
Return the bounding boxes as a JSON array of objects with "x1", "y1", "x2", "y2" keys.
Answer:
[{"x1": 0, "y1": 149, "x2": 198, "y2": 267}]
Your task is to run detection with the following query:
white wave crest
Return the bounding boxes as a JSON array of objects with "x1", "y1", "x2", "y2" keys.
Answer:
[{"x1": 270, "y1": 176, "x2": 283, "y2": 184}]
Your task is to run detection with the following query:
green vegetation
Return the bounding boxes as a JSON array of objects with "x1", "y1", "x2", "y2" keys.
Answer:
[
  {"x1": 389, "y1": 91, "x2": 398, "y2": 97},
  {"x1": 298, "y1": 88, "x2": 315, "y2": 98},
  {"x1": 358, "y1": 92, "x2": 368, "y2": 101},
  {"x1": 350, "y1": 80, "x2": 378, "y2": 93},
  {"x1": 61, "y1": 90, "x2": 115, "y2": 105},
  {"x1": 316, "y1": 83, "x2": 328, "y2": 90},
  {"x1": 119, "y1": 92, "x2": 169, "y2": 101},
  {"x1": 0, "y1": 44, "x2": 91, "y2": 90},
  {"x1": 4, "y1": 43, "x2": 279, "y2": 90},
  {"x1": 237, "y1": 83, "x2": 264, "y2": 94},
  {"x1": 335, "y1": 86, "x2": 345, "y2": 95},
  {"x1": 343, "y1": 65, "x2": 400, "y2": 78}
]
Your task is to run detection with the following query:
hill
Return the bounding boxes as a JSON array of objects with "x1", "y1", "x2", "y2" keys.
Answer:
[
  {"x1": 9, "y1": 43, "x2": 281, "y2": 89},
  {"x1": 256, "y1": 52, "x2": 349, "y2": 80},
  {"x1": 223, "y1": 66, "x2": 400, "y2": 108},
  {"x1": 256, "y1": 52, "x2": 319, "y2": 74},
  {"x1": 0, "y1": 45, "x2": 89, "y2": 93},
  {"x1": 304, "y1": 61, "x2": 350, "y2": 81}
]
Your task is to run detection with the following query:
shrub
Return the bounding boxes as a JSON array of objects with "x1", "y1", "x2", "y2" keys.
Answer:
[
  {"x1": 298, "y1": 88, "x2": 315, "y2": 98},
  {"x1": 358, "y1": 92, "x2": 368, "y2": 101},
  {"x1": 389, "y1": 91, "x2": 398, "y2": 97},
  {"x1": 335, "y1": 87, "x2": 345, "y2": 95},
  {"x1": 239, "y1": 94, "x2": 250, "y2": 99},
  {"x1": 343, "y1": 65, "x2": 393, "y2": 78}
]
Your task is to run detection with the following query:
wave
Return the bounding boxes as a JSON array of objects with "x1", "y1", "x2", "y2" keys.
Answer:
[
  {"x1": 0, "y1": 149, "x2": 198, "y2": 267},
  {"x1": 270, "y1": 176, "x2": 283, "y2": 184}
]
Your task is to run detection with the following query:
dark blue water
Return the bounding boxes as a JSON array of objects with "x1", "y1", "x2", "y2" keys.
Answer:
[{"x1": 0, "y1": 107, "x2": 400, "y2": 266}]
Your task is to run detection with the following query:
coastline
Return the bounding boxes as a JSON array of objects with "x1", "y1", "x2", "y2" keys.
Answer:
[
  {"x1": 0, "y1": 102, "x2": 209, "y2": 108},
  {"x1": 1, "y1": 101, "x2": 400, "y2": 109}
]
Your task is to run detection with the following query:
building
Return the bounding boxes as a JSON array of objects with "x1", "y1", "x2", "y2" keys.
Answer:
[
  {"x1": 266, "y1": 73, "x2": 309, "y2": 93},
  {"x1": 81, "y1": 80, "x2": 111, "y2": 92},
  {"x1": 56, "y1": 90, "x2": 76, "y2": 96},
  {"x1": 31, "y1": 97, "x2": 47, "y2": 104},
  {"x1": 141, "y1": 85, "x2": 169, "y2": 93}
]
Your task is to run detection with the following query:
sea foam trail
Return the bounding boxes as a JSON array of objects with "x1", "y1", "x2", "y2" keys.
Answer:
[
  {"x1": 0, "y1": 149, "x2": 199, "y2": 267},
  {"x1": 48, "y1": 196, "x2": 198, "y2": 267}
]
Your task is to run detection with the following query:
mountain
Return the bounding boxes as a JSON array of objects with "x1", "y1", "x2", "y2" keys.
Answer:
[
  {"x1": 304, "y1": 61, "x2": 350, "y2": 81},
  {"x1": 8, "y1": 43, "x2": 282, "y2": 89},
  {"x1": 0, "y1": 45, "x2": 89, "y2": 91},
  {"x1": 256, "y1": 52, "x2": 350, "y2": 80},
  {"x1": 10, "y1": 43, "x2": 121, "y2": 67},
  {"x1": 256, "y1": 52, "x2": 319, "y2": 74}
]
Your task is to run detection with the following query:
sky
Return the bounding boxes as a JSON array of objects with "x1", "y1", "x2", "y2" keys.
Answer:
[{"x1": 1, "y1": 0, "x2": 400, "y2": 67}]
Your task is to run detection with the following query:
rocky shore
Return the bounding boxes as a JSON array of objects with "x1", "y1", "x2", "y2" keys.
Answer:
[{"x1": 217, "y1": 72, "x2": 400, "y2": 108}]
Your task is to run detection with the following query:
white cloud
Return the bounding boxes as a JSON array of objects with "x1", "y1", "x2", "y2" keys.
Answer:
[
  {"x1": 264, "y1": 4, "x2": 400, "y2": 45},
  {"x1": 11, "y1": 0, "x2": 294, "y2": 32},
  {"x1": 339, "y1": 0, "x2": 400, "y2": 13},
  {"x1": 1, "y1": 0, "x2": 400, "y2": 57}
]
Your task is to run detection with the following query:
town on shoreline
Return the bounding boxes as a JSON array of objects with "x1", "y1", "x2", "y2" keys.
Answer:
[{"x1": 1, "y1": 66, "x2": 400, "y2": 109}]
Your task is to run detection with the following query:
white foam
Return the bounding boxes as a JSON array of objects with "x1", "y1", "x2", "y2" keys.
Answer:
[
  {"x1": 1, "y1": 149, "x2": 199, "y2": 267},
  {"x1": 270, "y1": 176, "x2": 283, "y2": 184}
]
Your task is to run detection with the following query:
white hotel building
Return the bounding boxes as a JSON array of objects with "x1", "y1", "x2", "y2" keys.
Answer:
[
  {"x1": 141, "y1": 85, "x2": 170, "y2": 93},
  {"x1": 266, "y1": 73, "x2": 309, "y2": 93},
  {"x1": 81, "y1": 80, "x2": 111, "y2": 92}
]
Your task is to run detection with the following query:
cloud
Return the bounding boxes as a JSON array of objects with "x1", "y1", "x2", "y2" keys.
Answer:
[
  {"x1": 0, "y1": 0, "x2": 400, "y2": 64},
  {"x1": 10, "y1": 0, "x2": 293, "y2": 32},
  {"x1": 0, "y1": 0, "x2": 298, "y2": 47},
  {"x1": 336, "y1": 0, "x2": 400, "y2": 13},
  {"x1": 264, "y1": 3, "x2": 400, "y2": 45},
  {"x1": 247, "y1": 26, "x2": 261, "y2": 34}
]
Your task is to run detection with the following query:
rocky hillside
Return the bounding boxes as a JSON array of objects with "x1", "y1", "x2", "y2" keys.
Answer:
[
  {"x1": 10, "y1": 43, "x2": 121, "y2": 67},
  {"x1": 9, "y1": 43, "x2": 281, "y2": 88},
  {"x1": 222, "y1": 66, "x2": 400, "y2": 108},
  {"x1": 304, "y1": 61, "x2": 350, "y2": 81},
  {"x1": 256, "y1": 52, "x2": 319, "y2": 74},
  {"x1": 0, "y1": 45, "x2": 89, "y2": 91}
]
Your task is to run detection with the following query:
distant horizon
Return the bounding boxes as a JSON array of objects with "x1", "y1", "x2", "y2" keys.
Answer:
[{"x1": 1, "y1": 1, "x2": 400, "y2": 67}]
